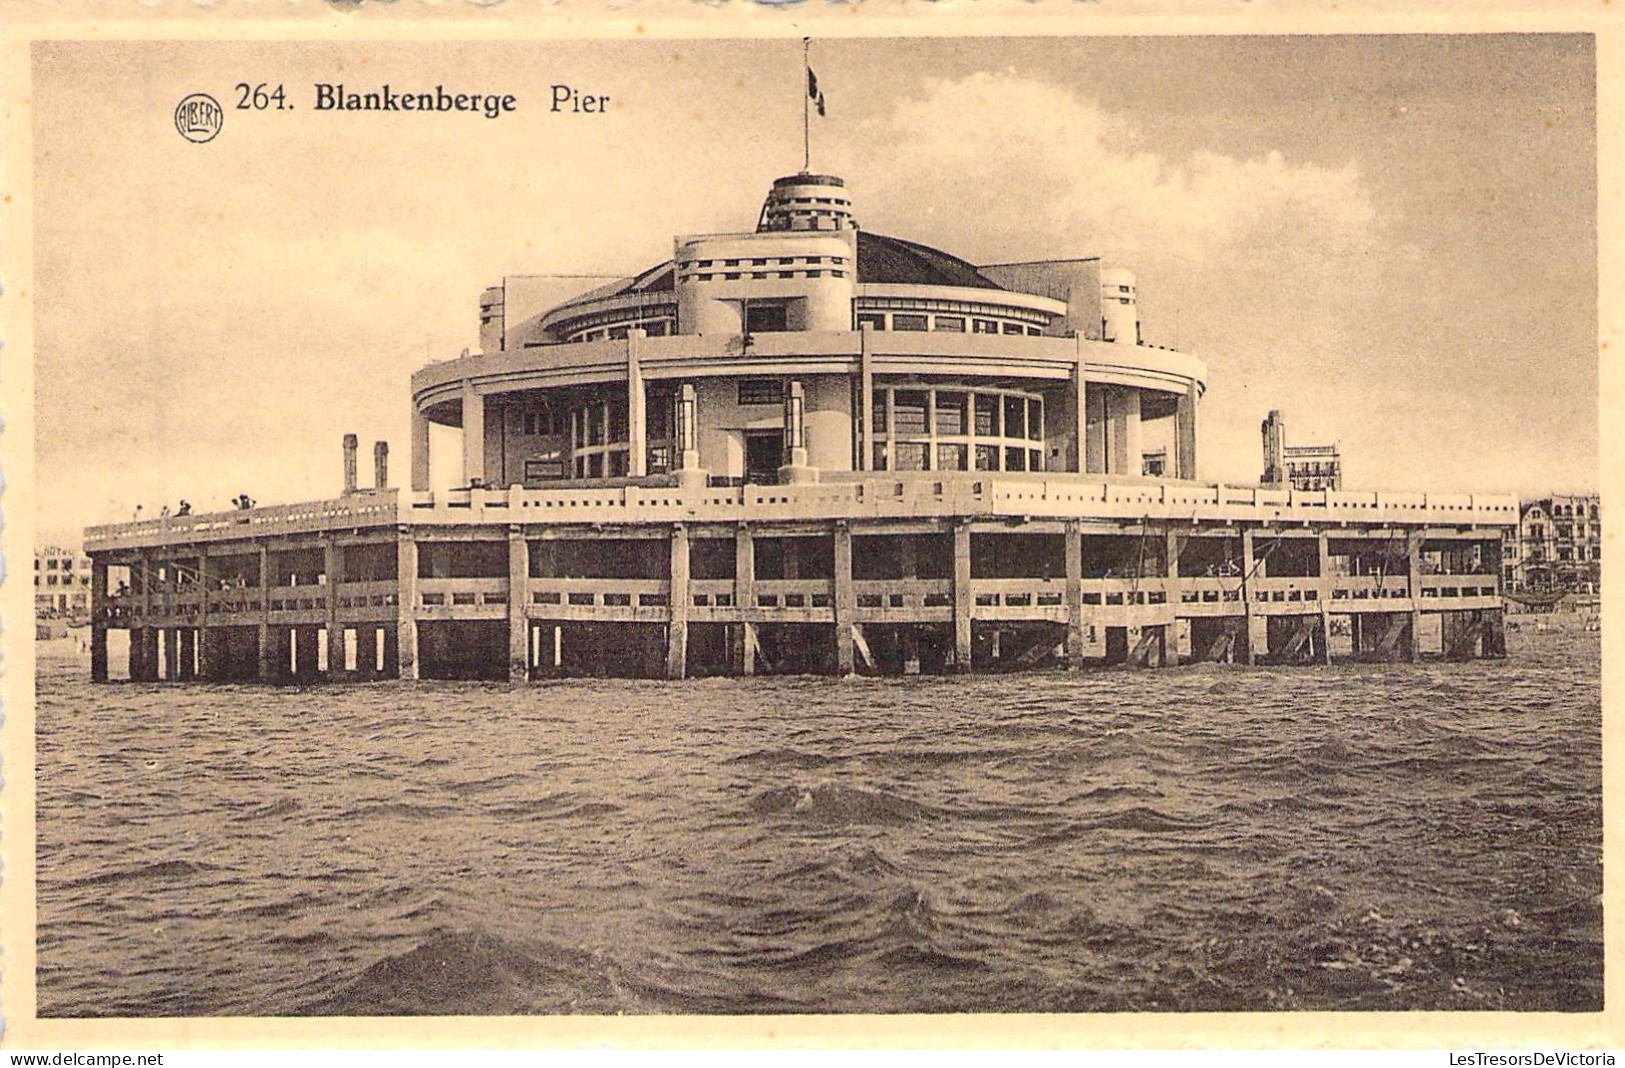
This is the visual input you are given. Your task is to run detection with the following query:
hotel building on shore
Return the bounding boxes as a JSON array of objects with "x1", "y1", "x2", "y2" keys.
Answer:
[
  {"x1": 35, "y1": 546, "x2": 93, "y2": 619},
  {"x1": 1507, "y1": 494, "x2": 1602, "y2": 595},
  {"x1": 81, "y1": 171, "x2": 1516, "y2": 682}
]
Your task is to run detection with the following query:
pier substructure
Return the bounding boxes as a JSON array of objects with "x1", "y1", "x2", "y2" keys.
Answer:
[{"x1": 84, "y1": 480, "x2": 1517, "y2": 682}]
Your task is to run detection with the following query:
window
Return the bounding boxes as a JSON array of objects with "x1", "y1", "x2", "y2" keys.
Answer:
[
  {"x1": 872, "y1": 442, "x2": 889, "y2": 470},
  {"x1": 872, "y1": 395, "x2": 888, "y2": 433},
  {"x1": 738, "y1": 379, "x2": 785, "y2": 406},
  {"x1": 892, "y1": 313, "x2": 928, "y2": 332},
  {"x1": 1027, "y1": 398, "x2": 1043, "y2": 441},
  {"x1": 893, "y1": 442, "x2": 928, "y2": 471},
  {"x1": 893, "y1": 391, "x2": 928, "y2": 435},
  {"x1": 935, "y1": 392, "x2": 966, "y2": 435},
  {"x1": 647, "y1": 445, "x2": 672, "y2": 474},
  {"x1": 524, "y1": 410, "x2": 555, "y2": 436},
  {"x1": 856, "y1": 312, "x2": 886, "y2": 331},
  {"x1": 973, "y1": 318, "x2": 999, "y2": 334},
  {"x1": 1005, "y1": 447, "x2": 1028, "y2": 472},
  {"x1": 745, "y1": 304, "x2": 788, "y2": 333},
  {"x1": 975, "y1": 444, "x2": 999, "y2": 471},
  {"x1": 1001, "y1": 321, "x2": 1023, "y2": 335},
  {"x1": 934, "y1": 316, "x2": 965, "y2": 332},
  {"x1": 1004, "y1": 395, "x2": 1026, "y2": 439},
  {"x1": 975, "y1": 395, "x2": 999, "y2": 436},
  {"x1": 936, "y1": 444, "x2": 968, "y2": 471}
]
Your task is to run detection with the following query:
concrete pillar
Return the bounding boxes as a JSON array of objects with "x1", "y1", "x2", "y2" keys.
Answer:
[
  {"x1": 508, "y1": 527, "x2": 530, "y2": 681},
  {"x1": 325, "y1": 538, "x2": 346, "y2": 680},
  {"x1": 627, "y1": 330, "x2": 647, "y2": 478},
  {"x1": 674, "y1": 383, "x2": 704, "y2": 490},
  {"x1": 1408, "y1": 530, "x2": 1423, "y2": 663},
  {"x1": 1316, "y1": 533, "x2": 1333, "y2": 664},
  {"x1": 461, "y1": 381, "x2": 486, "y2": 487},
  {"x1": 666, "y1": 524, "x2": 690, "y2": 679},
  {"x1": 411, "y1": 408, "x2": 431, "y2": 492},
  {"x1": 1106, "y1": 387, "x2": 1143, "y2": 477},
  {"x1": 858, "y1": 325, "x2": 876, "y2": 471},
  {"x1": 1241, "y1": 528, "x2": 1260, "y2": 666},
  {"x1": 1064, "y1": 522, "x2": 1085, "y2": 669},
  {"x1": 257, "y1": 545, "x2": 275, "y2": 682},
  {"x1": 178, "y1": 628, "x2": 197, "y2": 680},
  {"x1": 127, "y1": 627, "x2": 144, "y2": 681},
  {"x1": 833, "y1": 522, "x2": 855, "y2": 675},
  {"x1": 735, "y1": 524, "x2": 755, "y2": 676},
  {"x1": 1176, "y1": 381, "x2": 1199, "y2": 481},
  {"x1": 1069, "y1": 337, "x2": 1089, "y2": 474},
  {"x1": 952, "y1": 522, "x2": 973, "y2": 672},
  {"x1": 90, "y1": 559, "x2": 108, "y2": 682},
  {"x1": 397, "y1": 530, "x2": 419, "y2": 680},
  {"x1": 160, "y1": 623, "x2": 178, "y2": 680},
  {"x1": 778, "y1": 380, "x2": 818, "y2": 483},
  {"x1": 295, "y1": 627, "x2": 321, "y2": 681}
]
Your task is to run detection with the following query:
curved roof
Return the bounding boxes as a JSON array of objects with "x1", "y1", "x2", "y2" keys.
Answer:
[
  {"x1": 856, "y1": 232, "x2": 1003, "y2": 290},
  {"x1": 591, "y1": 230, "x2": 1003, "y2": 304}
]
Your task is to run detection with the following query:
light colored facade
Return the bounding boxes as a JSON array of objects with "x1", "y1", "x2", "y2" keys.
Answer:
[
  {"x1": 80, "y1": 170, "x2": 1517, "y2": 682},
  {"x1": 36, "y1": 545, "x2": 93, "y2": 618},
  {"x1": 412, "y1": 174, "x2": 1205, "y2": 493},
  {"x1": 1261, "y1": 409, "x2": 1342, "y2": 491},
  {"x1": 1508, "y1": 494, "x2": 1601, "y2": 593}
]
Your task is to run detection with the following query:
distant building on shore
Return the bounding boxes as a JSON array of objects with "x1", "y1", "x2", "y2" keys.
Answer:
[
  {"x1": 1508, "y1": 494, "x2": 1601, "y2": 594},
  {"x1": 36, "y1": 545, "x2": 93, "y2": 619},
  {"x1": 1260, "y1": 410, "x2": 1342, "y2": 491}
]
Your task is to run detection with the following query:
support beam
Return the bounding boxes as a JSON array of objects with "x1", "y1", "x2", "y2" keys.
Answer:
[
  {"x1": 257, "y1": 544, "x2": 275, "y2": 682},
  {"x1": 735, "y1": 524, "x2": 755, "y2": 676},
  {"x1": 666, "y1": 524, "x2": 690, "y2": 679},
  {"x1": 325, "y1": 537, "x2": 346, "y2": 680},
  {"x1": 1105, "y1": 387, "x2": 1143, "y2": 476},
  {"x1": 1241, "y1": 528, "x2": 1260, "y2": 666},
  {"x1": 1064, "y1": 522, "x2": 1085, "y2": 669},
  {"x1": 1407, "y1": 530, "x2": 1424, "y2": 663},
  {"x1": 1176, "y1": 379, "x2": 1199, "y2": 480},
  {"x1": 627, "y1": 330, "x2": 647, "y2": 478},
  {"x1": 1317, "y1": 532, "x2": 1333, "y2": 665},
  {"x1": 178, "y1": 628, "x2": 196, "y2": 681},
  {"x1": 833, "y1": 522, "x2": 855, "y2": 675},
  {"x1": 461, "y1": 380, "x2": 486, "y2": 487},
  {"x1": 508, "y1": 526, "x2": 530, "y2": 681},
  {"x1": 90, "y1": 560, "x2": 108, "y2": 682},
  {"x1": 952, "y1": 523, "x2": 973, "y2": 672},
  {"x1": 1070, "y1": 337, "x2": 1089, "y2": 474},
  {"x1": 411, "y1": 407, "x2": 432, "y2": 492},
  {"x1": 858, "y1": 325, "x2": 875, "y2": 471},
  {"x1": 396, "y1": 530, "x2": 419, "y2": 680}
]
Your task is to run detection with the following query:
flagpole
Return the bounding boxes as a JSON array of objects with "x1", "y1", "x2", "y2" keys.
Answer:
[{"x1": 802, "y1": 37, "x2": 811, "y2": 173}]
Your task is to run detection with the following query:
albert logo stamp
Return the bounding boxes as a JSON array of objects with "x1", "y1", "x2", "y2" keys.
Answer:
[{"x1": 173, "y1": 92, "x2": 223, "y2": 143}]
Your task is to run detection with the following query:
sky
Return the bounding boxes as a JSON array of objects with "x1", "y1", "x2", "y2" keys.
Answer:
[{"x1": 31, "y1": 35, "x2": 1597, "y2": 546}]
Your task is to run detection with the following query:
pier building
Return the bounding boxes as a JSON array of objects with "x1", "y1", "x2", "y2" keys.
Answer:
[{"x1": 82, "y1": 173, "x2": 1515, "y2": 682}]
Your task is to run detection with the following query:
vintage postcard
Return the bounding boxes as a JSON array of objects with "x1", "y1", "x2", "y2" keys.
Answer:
[{"x1": 0, "y1": 4, "x2": 1619, "y2": 1051}]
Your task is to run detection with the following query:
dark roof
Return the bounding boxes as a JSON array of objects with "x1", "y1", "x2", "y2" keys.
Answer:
[
  {"x1": 596, "y1": 230, "x2": 1001, "y2": 302},
  {"x1": 856, "y1": 231, "x2": 1003, "y2": 290}
]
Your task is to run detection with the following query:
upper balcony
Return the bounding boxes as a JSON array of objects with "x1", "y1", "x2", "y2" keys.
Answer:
[{"x1": 411, "y1": 330, "x2": 1208, "y2": 416}]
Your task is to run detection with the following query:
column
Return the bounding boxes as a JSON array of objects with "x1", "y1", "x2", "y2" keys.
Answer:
[
  {"x1": 178, "y1": 628, "x2": 196, "y2": 680},
  {"x1": 508, "y1": 526, "x2": 530, "y2": 681},
  {"x1": 666, "y1": 523, "x2": 689, "y2": 679},
  {"x1": 1106, "y1": 387, "x2": 1143, "y2": 477},
  {"x1": 196, "y1": 548, "x2": 212, "y2": 680},
  {"x1": 411, "y1": 407, "x2": 432, "y2": 492},
  {"x1": 1070, "y1": 337, "x2": 1089, "y2": 474},
  {"x1": 325, "y1": 537, "x2": 346, "y2": 680},
  {"x1": 1176, "y1": 380, "x2": 1199, "y2": 481},
  {"x1": 1316, "y1": 532, "x2": 1333, "y2": 664},
  {"x1": 397, "y1": 529, "x2": 420, "y2": 680},
  {"x1": 1064, "y1": 522, "x2": 1085, "y2": 669},
  {"x1": 461, "y1": 380, "x2": 485, "y2": 487},
  {"x1": 1166, "y1": 529, "x2": 1185, "y2": 667},
  {"x1": 735, "y1": 523, "x2": 756, "y2": 677},
  {"x1": 833, "y1": 522, "x2": 855, "y2": 675},
  {"x1": 858, "y1": 324, "x2": 875, "y2": 471},
  {"x1": 257, "y1": 545, "x2": 276, "y2": 682},
  {"x1": 1241, "y1": 528, "x2": 1261, "y2": 666},
  {"x1": 1407, "y1": 530, "x2": 1423, "y2": 663},
  {"x1": 127, "y1": 627, "x2": 146, "y2": 682},
  {"x1": 627, "y1": 330, "x2": 647, "y2": 478},
  {"x1": 674, "y1": 383, "x2": 704, "y2": 490},
  {"x1": 90, "y1": 560, "x2": 108, "y2": 682},
  {"x1": 952, "y1": 522, "x2": 973, "y2": 673}
]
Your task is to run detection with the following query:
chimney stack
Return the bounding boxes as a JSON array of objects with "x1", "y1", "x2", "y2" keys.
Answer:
[
  {"x1": 343, "y1": 434, "x2": 359, "y2": 495},
  {"x1": 374, "y1": 441, "x2": 389, "y2": 491}
]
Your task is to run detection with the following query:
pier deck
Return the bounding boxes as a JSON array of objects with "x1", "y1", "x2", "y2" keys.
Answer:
[{"x1": 84, "y1": 475, "x2": 1516, "y2": 681}]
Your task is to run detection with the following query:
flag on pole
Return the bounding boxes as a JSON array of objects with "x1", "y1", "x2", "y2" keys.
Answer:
[{"x1": 807, "y1": 67, "x2": 825, "y2": 116}]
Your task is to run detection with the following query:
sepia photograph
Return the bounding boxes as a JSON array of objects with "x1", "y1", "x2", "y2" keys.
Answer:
[{"x1": 11, "y1": 24, "x2": 1609, "y2": 1040}]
